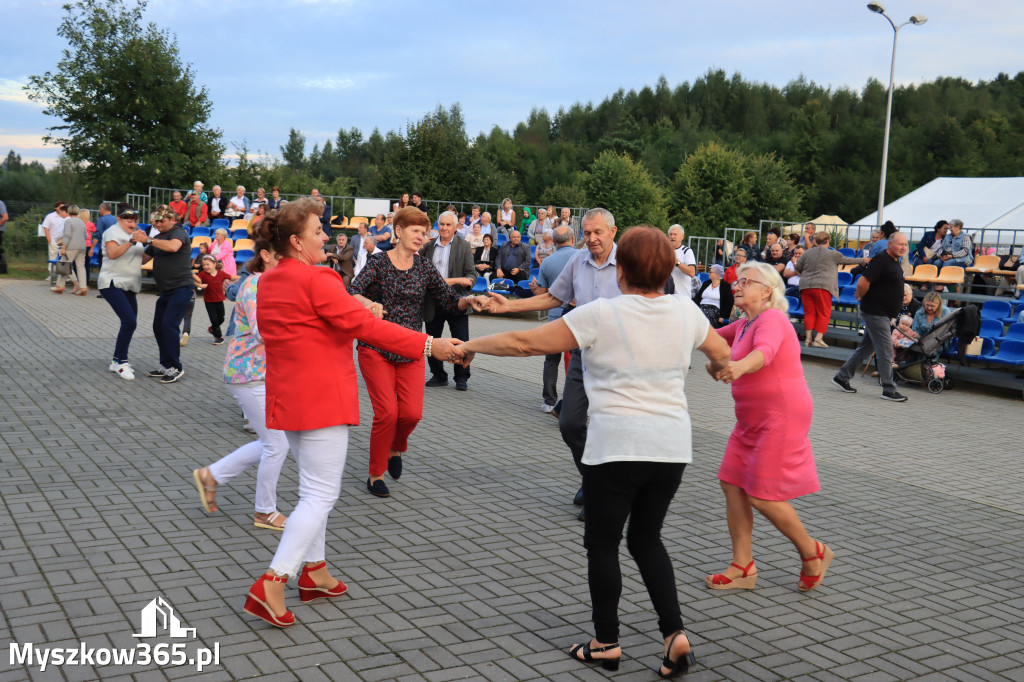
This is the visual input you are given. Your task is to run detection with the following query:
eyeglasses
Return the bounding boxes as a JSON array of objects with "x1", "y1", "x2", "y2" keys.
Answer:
[{"x1": 733, "y1": 277, "x2": 768, "y2": 288}]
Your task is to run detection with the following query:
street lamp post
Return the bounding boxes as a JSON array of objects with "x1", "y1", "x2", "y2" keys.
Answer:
[{"x1": 867, "y1": 2, "x2": 926, "y2": 227}]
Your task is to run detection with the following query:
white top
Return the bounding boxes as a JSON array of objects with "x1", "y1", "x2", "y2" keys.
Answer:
[
  {"x1": 702, "y1": 282, "x2": 721, "y2": 306},
  {"x1": 562, "y1": 294, "x2": 710, "y2": 466},
  {"x1": 354, "y1": 243, "x2": 378, "y2": 277},
  {"x1": 499, "y1": 208, "x2": 514, "y2": 223},
  {"x1": 42, "y1": 211, "x2": 66, "y2": 243},
  {"x1": 670, "y1": 245, "x2": 697, "y2": 297},
  {"x1": 98, "y1": 225, "x2": 145, "y2": 292}
]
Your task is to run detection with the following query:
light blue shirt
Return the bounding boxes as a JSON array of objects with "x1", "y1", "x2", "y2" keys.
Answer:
[
  {"x1": 537, "y1": 245, "x2": 577, "y2": 320},
  {"x1": 548, "y1": 243, "x2": 619, "y2": 309},
  {"x1": 431, "y1": 237, "x2": 453, "y2": 278}
]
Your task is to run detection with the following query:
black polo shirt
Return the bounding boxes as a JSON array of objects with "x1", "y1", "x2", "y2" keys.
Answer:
[{"x1": 860, "y1": 251, "x2": 904, "y2": 318}]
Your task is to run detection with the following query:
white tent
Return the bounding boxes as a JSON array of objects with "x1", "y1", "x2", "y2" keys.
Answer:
[{"x1": 854, "y1": 177, "x2": 1024, "y2": 246}]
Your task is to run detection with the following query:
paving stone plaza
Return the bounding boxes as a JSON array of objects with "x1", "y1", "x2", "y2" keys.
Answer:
[{"x1": 1, "y1": 278, "x2": 1022, "y2": 681}]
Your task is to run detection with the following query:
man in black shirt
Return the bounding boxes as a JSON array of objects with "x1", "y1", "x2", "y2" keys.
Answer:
[
  {"x1": 832, "y1": 231, "x2": 909, "y2": 401},
  {"x1": 136, "y1": 205, "x2": 193, "y2": 383}
]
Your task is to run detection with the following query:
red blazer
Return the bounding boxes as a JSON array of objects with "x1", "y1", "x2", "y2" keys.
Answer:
[{"x1": 258, "y1": 258, "x2": 428, "y2": 431}]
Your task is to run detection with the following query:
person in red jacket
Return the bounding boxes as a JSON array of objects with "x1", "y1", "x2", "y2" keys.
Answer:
[
  {"x1": 184, "y1": 192, "x2": 208, "y2": 227},
  {"x1": 242, "y1": 198, "x2": 461, "y2": 628}
]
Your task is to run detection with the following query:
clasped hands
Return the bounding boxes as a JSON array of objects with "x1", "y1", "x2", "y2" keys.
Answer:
[
  {"x1": 706, "y1": 359, "x2": 740, "y2": 384},
  {"x1": 429, "y1": 337, "x2": 473, "y2": 367}
]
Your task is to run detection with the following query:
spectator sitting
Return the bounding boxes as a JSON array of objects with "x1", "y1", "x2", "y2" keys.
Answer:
[
  {"x1": 226, "y1": 186, "x2": 249, "y2": 221},
  {"x1": 714, "y1": 239, "x2": 725, "y2": 265},
  {"x1": 267, "y1": 186, "x2": 286, "y2": 210},
  {"x1": 534, "y1": 231, "x2": 556, "y2": 265},
  {"x1": 249, "y1": 188, "x2": 269, "y2": 217},
  {"x1": 759, "y1": 227, "x2": 782, "y2": 260},
  {"x1": 250, "y1": 204, "x2": 268, "y2": 229},
  {"x1": 763, "y1": 242, "x2": 788, "y2": 276},
  {"x1": 497, "y1": 198, "x2": 516, "y2": 231},
  {"x1": 169, "y1": 191, "x2": 188, "y2": 223},
  {"x1": 208, "y1": 185, "x2": 228, "y2": 224},
  {"x1": 184, "y1": 191, "x2": 209, "y2": 227},
  {"x1": 914, "y1": 220, "x2": 948, "y2": 266},
  {"x1": 782, "y1": 245, "x2": 805, "y2": 297},
  {"x1": 931, "y1": 219, "x2": 974, "y2": 269},
  {"x1": 892, "y1": 315, "x2": 919, "y2": 350},
  {"x1": 326, "y1": 233, "x2": 355, "y2": 286},
  {"x1": 465, "y1": 222, "x2": 485, "y2": 249},
  {"x1": 479, "y1": 211, "x2": 498, "y2": 243},
  {"x1": 724, "y1": 248, "x2": 747, "y2": 284},
  {"x1": 863, "y1": 229, "x2": 881, "y2": 258},
  {"x1": 912, "y1": 291, "x2": 951, "y2": 338},
  {"x1": 368, "y1": 215, "x2": 393, "y2": 251},
  {"x1": 994, "y1": 246, "x2": 1022, "y2": 297},
  {"x1": 495, "y1": 229, "x2": 532, "y2": 284},
  {"x1": 784, "y1": 233, "x2": 800, "y2": 260},
  {"x1": 474, "y1": 233, "x2": 498, "y2": 280},
  {"x1": 210, "y1": 228, "x2": 236, "y2": 277},
  {"x1": 527, "y1": 208, "x2": 549, "y2": 244},
  {"x1": 694, "y1": 264, "x2": 734, "y2": 328},
  {"x1": 736, "y1": 231, "x2": 760, "y2": 262},
  {"x1": 897, "y1": 283, "x2": 921, "y2": 320},
  {"x1": 185, "y1": 180, "x2": 208, "y2": 204},
  {"x1": 798, "y1": 222, "x2": 816, "y2": 248},
  {"x1": 192, "y1": 242, "x2": 210, "y2": 271},
  {"x1": 868, "y1": 221, "x2": 897, "y2": 259}
]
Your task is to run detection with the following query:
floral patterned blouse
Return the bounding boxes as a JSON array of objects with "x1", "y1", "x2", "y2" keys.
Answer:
[
  {"x1": 349, "y1": 252, "x2": 462, "y2": 363},
  {"x1": 223, "y1": 273, "x2": 265, "y2": 384}
]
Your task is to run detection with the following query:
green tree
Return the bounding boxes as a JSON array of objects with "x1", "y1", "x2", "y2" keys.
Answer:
[
  {"x1": 746, "y1": 152, "x2": 803, "y2": 223},
  {"x1": 669, "y1": 142, "x2": 751, "y2": 237},
  {"x1": 26, "y1": 0, "x2": 223, "y2": 199},
  {"x1": 280, "y1": 128, "x2": 308, "y2": 171},
  {"x1": 577, "y1": 150, "x2": 667, "y2": 231}
]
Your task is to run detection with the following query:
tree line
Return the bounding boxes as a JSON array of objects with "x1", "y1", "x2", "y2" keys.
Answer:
[{"x1": 8, "y1": 1, "x2": 1024, "y2": 237}]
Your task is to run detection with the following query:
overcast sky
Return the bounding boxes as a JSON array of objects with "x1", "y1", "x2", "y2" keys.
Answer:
[{"x1": 2, "y1": 0, "x2": 1023, "y2": 168}]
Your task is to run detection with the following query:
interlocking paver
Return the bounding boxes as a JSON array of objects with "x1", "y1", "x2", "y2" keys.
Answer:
[{"x1": 2, "y1": 278, "x2": 1024, "y2": 680}]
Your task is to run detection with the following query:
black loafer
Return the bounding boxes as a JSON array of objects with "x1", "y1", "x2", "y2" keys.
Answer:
[
  {"x1": 425, "y1": 377, "x2": 448, "y2": 387},
  {"x1": 388, "y1": 455, "x2": 402, "y2": 480},
  {"x1": 366, "y1": 478, "x2": 390, "y2": 497},
  {"x1": 455, "y1": 381, "x2": 467, "y2": 391},
  {"x1": 573, "y1": 487, "x2": 584, "y2": 507},
  {"x1": 577, "y1": 508, "x2": 586, "y2": 522}
]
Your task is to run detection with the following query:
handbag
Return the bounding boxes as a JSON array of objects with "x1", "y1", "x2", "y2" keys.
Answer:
[{"x1": 53, "y1": 254, "x2": 72, "y2": 276}]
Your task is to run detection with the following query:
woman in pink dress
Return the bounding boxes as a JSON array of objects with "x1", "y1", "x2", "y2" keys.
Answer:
[{"x1": 705, "y1": 261, "x2": 834, "y2": 593}]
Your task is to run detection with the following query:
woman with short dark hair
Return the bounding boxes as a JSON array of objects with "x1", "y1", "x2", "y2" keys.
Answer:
[{"x1": 459, "y1": 227, "x2": 732, "y2": 677}]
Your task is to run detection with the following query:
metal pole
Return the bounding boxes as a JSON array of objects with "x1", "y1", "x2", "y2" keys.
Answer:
[{"x1": 876, "y1": 26, "x2": 899, "y2": 228}]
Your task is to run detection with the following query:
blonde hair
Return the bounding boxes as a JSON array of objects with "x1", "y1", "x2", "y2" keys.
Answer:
[
  {"x1": 78, "y1": 209, "x2": 90, "y2": 221},
  {"x1": 735, "y1": 262, "x2": 789, "y2": 313}
]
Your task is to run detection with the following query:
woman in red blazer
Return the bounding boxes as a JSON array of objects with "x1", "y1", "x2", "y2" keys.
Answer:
[{"x1": 244, "y1": 198, "x2": 460, "y2": 628}]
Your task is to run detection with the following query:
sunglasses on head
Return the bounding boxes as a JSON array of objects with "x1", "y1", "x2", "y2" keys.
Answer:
[{"x1": 119, "y1": 211, "x2": 139, "y2": 219}]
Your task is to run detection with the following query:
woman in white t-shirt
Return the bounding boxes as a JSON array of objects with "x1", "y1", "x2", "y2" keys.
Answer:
[
  {"x1": 458, "y1": 227, "x2": 731, "y2": 677},
  {"x1": 97, "y1": 206, "x2": 148, "y2": 380},
  {"x1": 497, "y1": 198, "x2": 516, "y2": 230}
]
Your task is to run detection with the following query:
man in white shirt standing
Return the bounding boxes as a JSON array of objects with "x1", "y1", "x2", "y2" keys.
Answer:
[
  {"x1": 668, "y1": 224, "x2": 697, "y2": 298},
  {"x1": 42, "y1": 202, "x2": 68, "y2": 282},
  {"x1": 354, "y1": 228, "x2": 379, "y2": 278}
]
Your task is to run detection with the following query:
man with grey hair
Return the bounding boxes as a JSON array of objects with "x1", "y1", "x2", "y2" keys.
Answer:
[
  {"x1": 479, "y1": 211, "x2": 498, "y2": 243},
  {"x1": 485, "y1": 208, "x2": 619, "y2": 520},
  {"x1": 207, "y1": 185, "x2": 227, "y2": 224},
  {"x1": 421, "y1": 210, "x2": 477, "y2": 390},
  {"x1": 531, "y1": 224, "x2": 577, "y2": 414},
  {"x1": 667, "y1": 224, "x2": 696, "y2": 297}
]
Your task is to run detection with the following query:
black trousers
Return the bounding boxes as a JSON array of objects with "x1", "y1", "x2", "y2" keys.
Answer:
[
  {"x1": 559, "y1": 350, "x2": 587, "y2": 475},
  {"x1": 542, "y1": 351, "x2": 563, "y2": 405},
  {"x1": 425, "y1": 309, "x2": 469, "y2": 383},
  {"x1": 582, "y1": 460, "x2": 686, "y2": 643},
  {"x1": 205, "y1": 300, "x2": 225, "y2": 339}
]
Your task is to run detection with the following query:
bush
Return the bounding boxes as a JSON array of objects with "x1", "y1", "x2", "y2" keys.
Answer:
[{"x1": 577, "y1": 151, "x2": 667, "y2": 233}]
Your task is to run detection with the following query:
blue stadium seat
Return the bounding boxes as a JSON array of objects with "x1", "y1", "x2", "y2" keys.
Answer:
[
  {"x1": 697, "y1": 272, "x2": 710, "y2": 284},
  {"x1": 489, "y1": 277, "x2": 515, "y2": 295},
  {"x1": 210, "y1": 218, "x2": 230, "y2": 231},
  {"x1": 470, "y1": 277, "x2": 488, "y2": 294},
  {"x1": 231, "y1": 228, "x2": 249, "y2": 241},
  {"x1": 786, "y1": 296, "x2": 804, "y2": 318},
  {"x1": 191, "y1": 247, "x2": 200, "y2": 259},
  {"x1": 994, "y1": 323, "x2": 1024, "y2": 345},
  {"x1": 191, "y1": 225, "x2": 211, "y2": 238},
  {"x1": 496, "y1": 233, "x2": 508, "y2": 247},
  {"x1": 837, "y1": 271, "x2": 854, "y2": 287},
  {"x1": 980, "y1": 300, "x2": 1012, "y2": 321},
  {"x1": 234, "y1": 249, "x2": 254, "y2": 263},
  {"x1": 980, "y1": 319, "x2": 1005, "y2": 339},
  {"x1": 1000, "y1": 302, "x2": 1024, "y2": 326},
  {"x1": 838, "y1": 248, "x2": 857, "y2": 257},
  {"x1": 838, "y1": 286, "x2": 860, "y2": 307},
  {"x1": 984, "y1": 339, "x2": 1023, "y2": 364}
]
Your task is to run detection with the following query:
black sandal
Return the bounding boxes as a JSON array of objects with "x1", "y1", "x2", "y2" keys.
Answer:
[
  {"x1": 568, "y1": 641, "x2": 620, "y2": 671},
  {"x1": 657, "y1": 630, "x2": 696, "y2": 678}
]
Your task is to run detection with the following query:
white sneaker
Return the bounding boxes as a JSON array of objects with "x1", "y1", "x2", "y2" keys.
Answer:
[
  {"x1": 541, "y1": 403, "x2": 554, "y2": 413},
  {"x1": 180, "y1": 332, "x2": 189, "y2": 347},
  {"x1": 111, "y1": 362, "x2": 135, "y2": 380}
]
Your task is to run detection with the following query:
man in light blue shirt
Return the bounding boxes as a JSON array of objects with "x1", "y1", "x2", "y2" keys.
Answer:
[
  {"x1": 486, "y1": 208, "x2": 619, "y2": 520},
  {"x1": 531, "y1": 225, "x2": 577, "y2": 413}
]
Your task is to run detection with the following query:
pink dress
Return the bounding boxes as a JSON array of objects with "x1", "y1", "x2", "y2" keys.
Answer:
[{"x1": 717, "y1": 308, "x2": 819, "y2": 501}]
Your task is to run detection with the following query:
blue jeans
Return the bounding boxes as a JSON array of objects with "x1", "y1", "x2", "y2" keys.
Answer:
[
  {"x1": 837, "y1": 313, "x2": 895, "y2": 391},
  {"x1": 153, "y1": 286, "x2": 193, "y2": 370},
  {"x1": 100, "y1": 287, "x2": 138, "y2": 363}
]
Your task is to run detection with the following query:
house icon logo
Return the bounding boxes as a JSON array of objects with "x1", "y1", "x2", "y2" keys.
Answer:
[{"x1": 132, "y1": 597, "x2": 197, "y2": 638}]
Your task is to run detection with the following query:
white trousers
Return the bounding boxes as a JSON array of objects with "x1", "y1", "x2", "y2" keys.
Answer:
[
  {"x1": 208, "y1": 384, "x2": 290, "y2": 513},
  {"x1": 269, "y1": 425, "x2": 349, "y2": 578}
]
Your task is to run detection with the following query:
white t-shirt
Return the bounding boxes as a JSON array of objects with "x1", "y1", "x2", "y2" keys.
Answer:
[
  {"x1": 670, "y1": 245, "x2": 697, "y2": 297},
  {"x1": 42, "y1": 211, "x2": 66, "y2": 243},
  {"x1": 562, "y1": 294, "x2": 710, "y2": 466},
  {"x1": 98, "y1": 225, "x2": 145, "y2": 292},
  {"x1": 701, "y1": 283, "x2": 721, "y2": 306}
]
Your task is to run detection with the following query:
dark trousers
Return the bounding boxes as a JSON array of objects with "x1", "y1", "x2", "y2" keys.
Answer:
[
  {"x1": 153, "y1": 286, "x2": 193, "y2": 370},
  {"x1": 425, "y1": 310, "x2": 470, "y2": 383},
  {"x1": 837, "y1": 312, "x2": 895, "y2": 391},
  {"x1": 100, "y1": 287, "x2": 138, "y2": 363},
  {"x1": 205, "y1": 300, "x2": 225, "y2": 339},
  {"x1": 582, "y1": 460, "x2": 686, "y2": 643},
  {"x1": 542, "y1": 351, "x2": 563, "y2": 405},
  {"x1": 559, "y1": 350, "x2": 587, "y2": 476},
  {"x1": 182, "y1": 292, "x2": 195, "y2": 335},
  {"x1": 498, "y1": 269, "x2": 529, "y2": 284}
]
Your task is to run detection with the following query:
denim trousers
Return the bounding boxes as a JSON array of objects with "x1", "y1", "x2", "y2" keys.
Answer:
[
  {"x1": 100, "y1": 287, "x2": 138, "y2": 363},
  {"x1": 152, "y1": 286, "x2": 193, "y2": 370},
  {"x1": 581, "y1": 460, "x2": 686, "y2": 643},
  {"x1": 209, "y1": 384, "x2": 290, "y2": 514}
]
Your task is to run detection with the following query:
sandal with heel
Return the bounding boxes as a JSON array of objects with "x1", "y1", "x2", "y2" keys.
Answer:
[
  {"x1": 658, "y1": 630, "x2": 697, "y2": 678},
  {"x1": 798, "y1": 541, "x2": 834, "y2": 592},
  {"x1": 297, "y1": 561, "x2": 348, "y2": 603},
  {"x1": 705, "y1": 559, "x2": 757, "y2": 590},
  {"x1": 568, "y1": 641, "x2": 620, "y2": 671},
  {"x1": 243, "y1": 572, "x2": 295, "y2": 627}
]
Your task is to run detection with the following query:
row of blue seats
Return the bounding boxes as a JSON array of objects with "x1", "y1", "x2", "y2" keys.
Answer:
[{"x1": 948, "y1": 338, "x2": 1024, "y2": 365}]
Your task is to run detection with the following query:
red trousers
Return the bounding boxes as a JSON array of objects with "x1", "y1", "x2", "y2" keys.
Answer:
[
  {"x1": 357, "y1": 347, "x2": 424, "y2": 477},
  {"x1": 801, "y1": 288, "x2": 833, "y2": 334}
]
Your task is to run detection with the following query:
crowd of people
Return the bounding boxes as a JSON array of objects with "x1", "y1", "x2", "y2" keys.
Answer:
[{"x1": 31, "y1": 186, "x2": 1024, "y2": 676}]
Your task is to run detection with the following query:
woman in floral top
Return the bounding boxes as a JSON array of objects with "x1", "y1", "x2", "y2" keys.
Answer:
[
  {"x1": 192, "y1": 227, "x2": 291, "y2": 531},
  {"x1": 349, "y1": 206, "x2": 486, "y2": 498}
]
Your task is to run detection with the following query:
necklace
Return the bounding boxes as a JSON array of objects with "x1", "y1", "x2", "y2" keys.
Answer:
[{"x1": 738, "y1": 310, "x2": 765, "y2": 340}]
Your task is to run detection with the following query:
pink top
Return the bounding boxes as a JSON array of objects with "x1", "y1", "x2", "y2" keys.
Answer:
[
  {"x1": 210, "y1": 238, "x2": 236, "y2": 276},
  {"x1": 84, "y1": 221, "x2": 96, "y2": 248},
  {"x1": 716, "y1": 308, "x2": 819, "y2": 501}
]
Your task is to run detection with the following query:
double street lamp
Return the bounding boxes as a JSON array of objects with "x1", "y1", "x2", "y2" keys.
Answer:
[{"x1": 867, "y1": 2, "x2": 927, "y2": 226}]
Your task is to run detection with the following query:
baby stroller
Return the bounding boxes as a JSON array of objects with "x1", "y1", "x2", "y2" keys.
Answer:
[{"x1": 888, "y1": 307, "x2": 962, "y2": 394}]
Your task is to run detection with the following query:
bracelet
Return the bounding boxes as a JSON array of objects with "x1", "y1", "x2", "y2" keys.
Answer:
[{"x1": 423, "y1": 336, "x2": 433, "y2": 357}]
